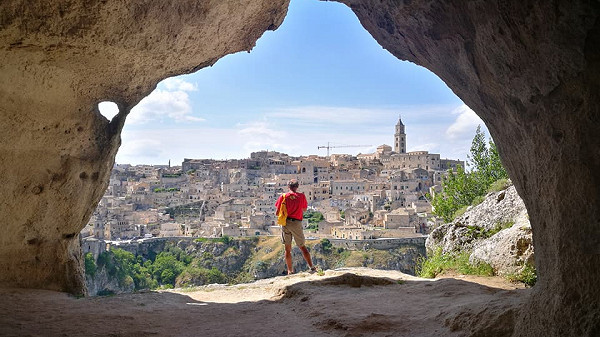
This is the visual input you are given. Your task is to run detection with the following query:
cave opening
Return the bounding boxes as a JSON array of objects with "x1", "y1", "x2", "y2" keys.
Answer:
[
  {"x1": 88, "y1": 0, "x2": 515, "y2": 295},
  {"x1": 98, "y1": 101, "x2": 120, "y2": 122},
  {"x1": 2, "y1": 0, "x2": 598, "y2": 335}
]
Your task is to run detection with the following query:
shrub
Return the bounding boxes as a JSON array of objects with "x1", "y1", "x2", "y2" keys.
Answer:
[
  {"x1": 463, "y1": 220, "x2": 514, "y2": 240},
  {"x1": 471, "y1": 195, "x2": 486, "y2": 207},
  {"x1": 487, "y1": 178, "x2": 511, "y2": 193},
  {"x1": 453, "y1": 206, "x2": 469, "y2": 219},
  {"x1": 97, "y1": 289, "x2": 115, "y2": 296},
  {"x1": 220, "y1": 235, "x2": 232, "y2": 244},
  {"x1": 416, "y1": 249, "x2": 495, "y2": 278},
  {"x1": 194, "y1": 235, "x2": 233, "y2": 244},
  {"x1": 84, "y1": 252, "x2": 97, "y2": 277},
  {"x1": 320, "y1": 239, "x2": 332, "y2": 254},
  {"x1": 176, "y1": 266, "x2": 227, "y2": 287},
  {"x1": 254, "y1": 260, "x2": 268, "y2": 272},
  {"x1": 487, "y1": 220, "x2": 515, "y2": 237},
  {"x1": 506, "y1": 264, "x2": 537, "y2": 287}
]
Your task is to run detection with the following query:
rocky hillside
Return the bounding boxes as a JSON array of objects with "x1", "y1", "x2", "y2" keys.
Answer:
[
  {"x1": 85, "y1": 236, "x2": 425, "y2": 296},
  {"x1": 426, "y1": 183, "x2": 535, "y2": 277}
]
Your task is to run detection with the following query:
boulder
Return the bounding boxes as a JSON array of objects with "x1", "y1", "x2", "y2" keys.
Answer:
[
  {"x1": 426, "y1": 184, "x2": 534, "y2": 276},
  {"x1": 470, "y1": 214, "x2": 534, "y2": 276}
]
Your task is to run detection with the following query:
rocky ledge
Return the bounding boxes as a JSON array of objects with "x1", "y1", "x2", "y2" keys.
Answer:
[{"x1": 0, "y1": 267, "x2": 526, "y2": 337}]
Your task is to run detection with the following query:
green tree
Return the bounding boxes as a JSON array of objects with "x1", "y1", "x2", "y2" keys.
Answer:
[
  {"x1": 110, "y1": 248, "x2": 137, "y2": 286},
  {"x1": 487, "y1": 140, "x2": 508, "y2": 183},
  {"x1": 432, "y1": 125, "x2": 508, "y2": 222},
  {"x1": 431, "y1": 165, "x2": 477, "y2": 222},
  {"x1": 176, "y1": 266, "x2": 226, "y2": 287},
  {"x1": 305, "y1": 211, "x2": 324, "y2": 231},
  {"x1": 320, "y1": 238, "x2": 333, "y2": 254},
  {"x1": 468, "y1": 126, "x2": 490, "y2": 173},
  {"x1": 84, "y1": 252, "x2": 97, "y2": 276},
  {"x1": 151, "y1": 252, "x2": 184, "y2": 286},
  {"x1": 468, "y1": 125, "x2": 508, "y2": 190}
]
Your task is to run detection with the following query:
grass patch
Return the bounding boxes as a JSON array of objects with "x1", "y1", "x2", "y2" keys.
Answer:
[
  {"x1": 254, "y1": 236, "x2": 284, "y2": 262},
  {"x1": 463, "y1": 220, "x2": 514, "y2": 240},
  {"x1": 342, "y1": 251, "x2": 368, "y2": 267},
  {"x1": 417, "y1": 249, "x2": 495, "y2": 278},
  {"x1": 487, "y1": 220, "x2": 514, "y2": 237},
  {"x1": 487, "y1": 178, "x2": 511, "y2": 193},
  {"x1": 506, "y1": 264, "x2": 537, "y2": 287},
  {"x1": 194, "y1": 235, "x2": 233, "y2": 244},
  {"x1": 453, "y1": 206, "x2": 469, "y2": 219},
  {"x1": 471, "y1": 195, "x2": 486, "y2": 207}
]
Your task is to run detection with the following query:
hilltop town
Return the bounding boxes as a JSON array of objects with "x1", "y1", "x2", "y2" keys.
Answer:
[{"x1": 81, "y1": 117, "x2": 463, "y2": 243}]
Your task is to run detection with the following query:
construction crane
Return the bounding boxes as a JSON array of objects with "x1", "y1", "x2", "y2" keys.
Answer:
[{"x1": 317, "y1": 142, "x2": 372, "y2": 156}]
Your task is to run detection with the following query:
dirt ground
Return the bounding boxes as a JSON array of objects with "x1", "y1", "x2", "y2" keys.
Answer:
[{"x1": 0, "y1": 268, "x2": 528, "y2": 337}]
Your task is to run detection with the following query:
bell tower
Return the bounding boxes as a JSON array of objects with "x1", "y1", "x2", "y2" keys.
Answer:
[{"x1": 394, "y1": 115, "x2": 406, "y2": 153}]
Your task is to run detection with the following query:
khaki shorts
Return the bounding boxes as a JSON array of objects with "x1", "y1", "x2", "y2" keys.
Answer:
[{"x1": 281, "y1": 219, "x2": 305, "y2": 247}]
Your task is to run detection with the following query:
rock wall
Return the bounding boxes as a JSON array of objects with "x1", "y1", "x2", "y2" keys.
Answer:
[
  {"x1": 337, "y1": 1, "x2": 600, "y2": 335},
  {"x1": 0, "y1": 0, "x2": 289, "y2": 295},
  {"x1": 86, "y1": 264, "x2": 134, "y2": 297},
  {"x1": 330, "y1": 237, "x2": 426, "y2": 250}
]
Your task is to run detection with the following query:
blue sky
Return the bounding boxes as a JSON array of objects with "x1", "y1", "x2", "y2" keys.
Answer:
[{"x1": 101, "y1": 0, "x2": 488, "y2": 165}]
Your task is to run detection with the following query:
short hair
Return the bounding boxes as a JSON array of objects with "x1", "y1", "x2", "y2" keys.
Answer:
[{"x1": 287, "y1": 179, "x2": 299, "y2": 187}]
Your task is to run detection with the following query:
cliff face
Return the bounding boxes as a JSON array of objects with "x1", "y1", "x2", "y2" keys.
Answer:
[
  {"x1": 84, "y1": 237, "x2": 425, "y2": 294},
  {"x1": 86, "y1": 264, "x2": 134, "y2": 296}
]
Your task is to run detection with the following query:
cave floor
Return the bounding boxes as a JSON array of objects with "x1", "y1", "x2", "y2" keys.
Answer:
[{"x1": 0, "y1": 268, "x2": 527, "y2": 337}]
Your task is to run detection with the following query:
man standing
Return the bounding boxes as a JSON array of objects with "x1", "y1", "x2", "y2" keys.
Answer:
[{"x1": 275, "y1": 179, "x2": 317, "y2": 275}]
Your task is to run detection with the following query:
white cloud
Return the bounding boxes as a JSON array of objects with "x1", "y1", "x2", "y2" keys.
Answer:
[
  {"x1": 115, "y1": 103, "x2": 481, "y2": 165},
  {"x1": 237, "y1": 121, "x2": 296, "y2": 154},
  {"x1": 268, "y1": 105, "x2": 453, "y2": 128},
  {"x1": 118, "y1": 138, "x2": 166, "y2": 162},
  {"x1": 445, "y1": 104, "x2": 485, "y2": 140},
  {"x1": 162, "y1": 77, "x2": 198, "y2": 92},
  {"x1": 126, "y1": 79, "x2": 204, "y2": 125},
  {"x1": 269, "y1": 106, "x2": 389, "y2": 124},
  {"x1": 117, "y1": 127, "x2": 245, "y2": 164}
]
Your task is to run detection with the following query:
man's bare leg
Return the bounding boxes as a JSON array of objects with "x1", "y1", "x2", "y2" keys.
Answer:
[
  {"x1": 285, "y1": 243, "x2": 294, "y2": 274},
  {"x1": 299, "y1": 246, "x2": 314, "y2": 269}
]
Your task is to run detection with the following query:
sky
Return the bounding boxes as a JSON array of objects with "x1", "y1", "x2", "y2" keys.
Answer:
[{"x1": 100, "y1": 0, "x2": 489, "y2": 166}]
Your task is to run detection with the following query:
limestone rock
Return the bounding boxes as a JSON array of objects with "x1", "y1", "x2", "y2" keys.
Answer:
[
  {"x1": 426, "y1": 184, "x2": 535, "y2": 276},
  {"x1": 337, "y1": 2, "x2": 600, "y2": 335},
  {"x1": 86, "y1": 264, "x2": 134, "y2": 296},
  {"x1": 0, "y1": 0, "x2": 289, "y2": 294},
  {"x1": 426, "y1": 185, "x2": 530, "y2": 253},
  {"x1": 470, "y1": 214, "x2": 534, "y2": 276}
]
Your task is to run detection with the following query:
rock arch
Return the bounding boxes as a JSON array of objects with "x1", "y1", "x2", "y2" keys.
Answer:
[{"x1": 0, "y1": 0, "x2": 598, "y2": 335}]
